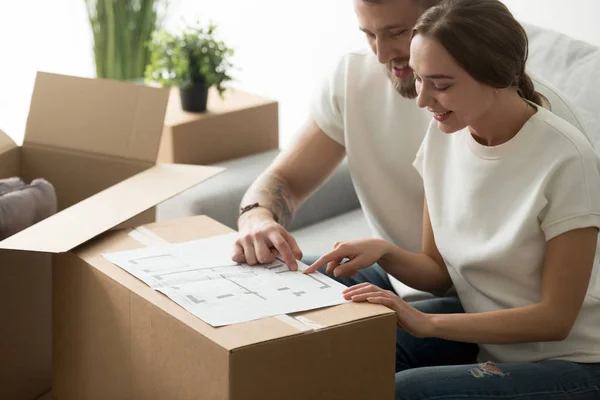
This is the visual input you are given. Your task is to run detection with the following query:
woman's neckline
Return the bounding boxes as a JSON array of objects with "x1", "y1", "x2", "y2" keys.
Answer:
[{"x1": 465, "y1": 99, "x2": 539, "y2": 160}]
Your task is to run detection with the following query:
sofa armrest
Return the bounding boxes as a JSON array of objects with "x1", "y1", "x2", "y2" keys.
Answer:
[{"x1": 157, "y1": 150, "x2": 361, "y2": 230}]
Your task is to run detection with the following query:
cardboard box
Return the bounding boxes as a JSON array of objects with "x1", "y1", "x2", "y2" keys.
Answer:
[
  {"x1": 157, "y1": 88, "x2": 279, "y2": 165},
  {"x1": 0, "y1": 72, "x2": 223, "y2": 400},
  {"x1": 49, "y1": 215, "x2": 396, "y2": 400}
]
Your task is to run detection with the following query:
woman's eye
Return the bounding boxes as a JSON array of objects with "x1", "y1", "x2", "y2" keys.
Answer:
[{"x1": 434, "y1": 85, "x2": 450, "y2": 92}]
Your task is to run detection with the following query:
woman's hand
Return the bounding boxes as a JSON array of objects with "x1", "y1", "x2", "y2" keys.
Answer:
[
  {"x1": 303, "y1": 239, "x2": 390, "y2": 276},
  {"x1": 344, "y1": 283, "x2": 436, "y2": 338}
]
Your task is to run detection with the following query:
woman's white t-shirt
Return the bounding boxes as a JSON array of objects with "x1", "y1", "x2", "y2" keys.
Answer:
[
  {"x1": 413, "y1": 105, "x2": 600, "y2": 363},
  {"x1": 310, "y1": 50, "x2": 592, "y2": 300}
]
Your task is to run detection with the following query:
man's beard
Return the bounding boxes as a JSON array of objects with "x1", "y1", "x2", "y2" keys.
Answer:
[{"x1": 385, "y1": 65, "x2": 417, "y2": 99}]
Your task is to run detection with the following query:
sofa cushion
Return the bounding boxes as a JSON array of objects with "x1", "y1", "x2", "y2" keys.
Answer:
[
  {"x1": 292, "y1": 208, "x2": 371, "y2": 255},
  {"x1": 157, "y1": 150, "x2": 279, "y2": 227},
  {"x1": 157, "y1": 150, "x2": 361, "y2": 231},
  {"x1": 525, "y1": 23, "x2": 600, "y2": 149}
]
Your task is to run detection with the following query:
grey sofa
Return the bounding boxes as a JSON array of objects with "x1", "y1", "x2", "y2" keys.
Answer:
[
  {"x1": 157, "y1": 23, "x2": 600, "y2": 301},
  {"x1": 157, "y1": 149, "x2": 371, "y2": 257}
]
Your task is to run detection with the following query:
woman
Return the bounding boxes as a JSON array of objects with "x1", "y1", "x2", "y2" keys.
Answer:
[{"x1": 304, "y1": 0, "x2": 600, "y2": 398}]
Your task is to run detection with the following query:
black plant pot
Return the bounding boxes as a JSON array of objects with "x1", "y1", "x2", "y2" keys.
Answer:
[{"x1": 179, "y1": 82, "x2": 209, "y2": 113}]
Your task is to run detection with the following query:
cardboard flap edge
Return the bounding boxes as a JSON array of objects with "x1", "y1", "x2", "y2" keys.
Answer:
[
  {"x1": 227, "y1": 304, "x2": 395, "y2": 351},
  {"x1": 23, "y1": 71, "x2": 170, "y2": 163},
  {"x1": 0, "y1": 164, "x2": 224, "y2": 253},
  {"x1": 0, "y1": 128, "x2": 18, "y2": 153}
]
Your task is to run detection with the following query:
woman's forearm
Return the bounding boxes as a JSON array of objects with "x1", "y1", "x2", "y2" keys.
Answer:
[
  {"x1": 430, "y1": 303, "x2": 569, "y2": 344},
  {"x1": 378, "y1": 242, "x2": 452, "y2": 296}
]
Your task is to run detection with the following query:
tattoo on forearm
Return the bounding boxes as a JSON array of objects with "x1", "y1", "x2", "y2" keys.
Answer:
[{"x1": 242, "y1": 172, "x2": 295, "y2": 228}]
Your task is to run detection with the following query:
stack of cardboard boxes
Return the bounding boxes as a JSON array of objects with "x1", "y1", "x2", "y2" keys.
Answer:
[{"x1": 0, "y1": 73, "x2": 396, "y2": 400}]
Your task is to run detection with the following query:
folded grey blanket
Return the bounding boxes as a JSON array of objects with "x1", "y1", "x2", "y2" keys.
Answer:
[{"x1": 0, "y1": 177, "x2": 57, "y2": 240}]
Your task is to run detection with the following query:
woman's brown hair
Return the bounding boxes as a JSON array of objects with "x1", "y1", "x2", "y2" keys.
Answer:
[{"x1": 412, "y1": 0, "x2": 548, "y2": 107}]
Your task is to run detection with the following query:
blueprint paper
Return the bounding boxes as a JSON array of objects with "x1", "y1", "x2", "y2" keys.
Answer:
[{"x1": 102, "y1": 233, "x2": 349, "y2": 326}]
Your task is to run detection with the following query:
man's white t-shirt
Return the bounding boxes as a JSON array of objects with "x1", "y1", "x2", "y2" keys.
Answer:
[
  {"x1": 413, "y1": 105, "x2": 600, "y2": 363},
  {"x1": 310, "y1": 49, "x2": 592, "y2": 299}
]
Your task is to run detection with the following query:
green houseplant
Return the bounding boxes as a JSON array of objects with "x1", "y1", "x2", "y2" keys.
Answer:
[
  {"x1": 85, "y1": 0, "x2": 169, "y2": 81},
  {"x1": 145, "y1": 22, "x2": 235, "y2": 112}
]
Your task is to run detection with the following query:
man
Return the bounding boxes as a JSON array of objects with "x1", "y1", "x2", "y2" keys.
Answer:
[{"x1": 232, "y1": 0, "x2": 587, "y2": 299}]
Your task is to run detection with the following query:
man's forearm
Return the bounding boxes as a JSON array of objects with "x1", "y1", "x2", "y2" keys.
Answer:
[{"x1": 240, "y1": 171, "x2": 297, "y2": 228}]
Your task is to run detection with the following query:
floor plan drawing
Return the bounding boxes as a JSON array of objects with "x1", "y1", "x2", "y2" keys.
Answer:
[{"x1": 103, "y1": 233, "x2": 349, "y2": 326}]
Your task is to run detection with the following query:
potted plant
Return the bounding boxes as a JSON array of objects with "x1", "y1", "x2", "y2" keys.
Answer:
[
  {"x1": 84, "y1": 0, "x2": 169, "y2": 81},
  {"x1": 145, "y1": 22, "x2": 235, "y2": 112}
]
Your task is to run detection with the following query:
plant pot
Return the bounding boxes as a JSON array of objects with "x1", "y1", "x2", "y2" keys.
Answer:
[{"x1": 179, "y1": 82, "x2": 209, "y2": 112}]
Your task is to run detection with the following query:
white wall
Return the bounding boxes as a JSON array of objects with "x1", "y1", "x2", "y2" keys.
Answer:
[
  {"x1": 504, "y1": 0, "x2": 600, "y2": 47},
  {"x1": 164, "y1": 0, "x2": 364, "y2": 148},
  {"x1": 0, "y1": 0, "x2": 94, "y2": 145},
  {"x1": 0, "y1": 0, "x2": 597, "y2": 147}
]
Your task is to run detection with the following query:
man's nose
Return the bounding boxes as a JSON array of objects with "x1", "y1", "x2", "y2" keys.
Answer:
[{"x1": 375, "y1": 37, "x2": 397, "y2": 64}]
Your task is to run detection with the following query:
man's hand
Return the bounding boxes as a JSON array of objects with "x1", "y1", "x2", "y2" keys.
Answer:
[
  {"x1": 233, "y1": 207, "x2": 303, "y2": 270},
  {"x1": 303, "y1": 238, "x2": 390, "y2": 276},
  {"x1": 344, "y1": 283, "x2": 435, "y2": 338}
]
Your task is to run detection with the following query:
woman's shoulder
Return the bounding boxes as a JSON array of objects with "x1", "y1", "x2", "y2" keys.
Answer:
[
  {"x1": 530, "y1": 106, "x2": 597, "y2": 161},
  {"x1": 530, "y1": 72, "x2": 588, "y2": 135}
]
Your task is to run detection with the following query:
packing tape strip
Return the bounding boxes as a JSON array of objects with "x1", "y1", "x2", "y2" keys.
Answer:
[
  {"x1": 275, "y1": 314, "x2": 324, "y2": 332},
  {"x1": 275, "y1": 315, "x2": 312, "y2": 332},
  {"x1": 128, "y1": 226, "x2": 170, "y2": 247},
  {"x1": 293, "y1": 316, "x2": 325, "y2": 330}
]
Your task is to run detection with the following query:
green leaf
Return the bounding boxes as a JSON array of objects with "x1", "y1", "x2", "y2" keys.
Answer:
[
  {"x1": 144, "y1": 20, "x2": 235, "y2": 97},
  {"x1": 85, "y1": 0, "x2": 167, "y2": 81}
]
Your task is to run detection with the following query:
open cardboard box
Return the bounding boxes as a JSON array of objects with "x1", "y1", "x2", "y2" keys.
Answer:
[
  {"x1": 0, "y1": 72, "x2": 223, "y2": 400},
  {"x1": 52, "y1": 215, "x2": 396, "y2": 400}
]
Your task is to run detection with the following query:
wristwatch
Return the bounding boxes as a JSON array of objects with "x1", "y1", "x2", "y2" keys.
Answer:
[
  {"x1": 239, "y1": 203, "x2": 279, "y2": 223},
  {"x1": 240, "y1": 202, "x2": 260, "y2": 215}
]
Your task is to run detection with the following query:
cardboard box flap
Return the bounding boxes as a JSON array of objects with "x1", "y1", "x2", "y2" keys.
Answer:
[
  {"x1": 296, "y1": 302, "x2": 395, "y2": 329},
  {"x1": 0, "y1": 164, "x2": 223, "y2": 253},
  {"x1": 216, "y1": 303, "x2": 393, "y2": 351},
  {"x1": 0, "y1": 129, "x2": 20, "y2": 179},
  {"x1": 23, "y1": 72, "x2": 169, "y2": 163},
  {"x1": 0, "y1": 128, "x2": 17, "y2": 154}
]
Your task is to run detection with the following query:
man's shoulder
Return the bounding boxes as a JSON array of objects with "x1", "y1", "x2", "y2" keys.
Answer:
[
  {"x1": 328, "y1": 48, "x2": 383, "y2": 77},
  {"x1": 337, "y1": 47, "x2": 374, "y2": 63}
]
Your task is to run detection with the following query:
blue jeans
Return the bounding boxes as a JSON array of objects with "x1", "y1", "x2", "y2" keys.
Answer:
[{"x1": 303, "y1": 256, "x2": 600, "y2": 399}]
